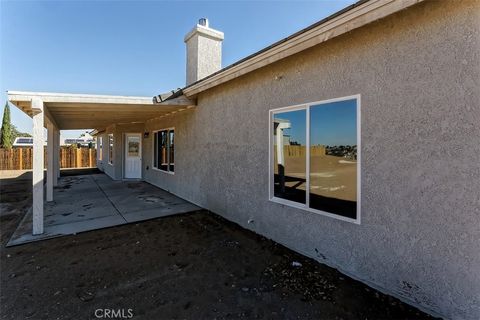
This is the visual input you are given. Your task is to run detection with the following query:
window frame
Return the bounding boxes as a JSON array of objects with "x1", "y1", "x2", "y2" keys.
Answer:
[
  {"x1": 268, "y1": 94, "x2": 361, "y2": 224},
  {"x1": 151, "y1": 127, "x2": 175, "y2": 175},
  {"x1": 98, "y1": 136, "x2": 103, "y2": 161},
  {"x1": 108, "y1": 134, "x2": 114, "y2": 165}
]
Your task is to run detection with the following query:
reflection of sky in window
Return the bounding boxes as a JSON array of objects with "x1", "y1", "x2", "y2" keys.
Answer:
[
  {"x1": 311, "y1": 99, "x2": 356, "y2": 146},
  {"x1": 274, "y1": 109, "x2": 306, "y2": 145}
]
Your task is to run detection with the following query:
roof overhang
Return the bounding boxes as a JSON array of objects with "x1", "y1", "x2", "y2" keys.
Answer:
[
  {"x1": 7, "y1": 91, "x2": 196, "y2": 130},
  {"x1": 182, "y1": 0, "x2": 424, "y2": 97}
]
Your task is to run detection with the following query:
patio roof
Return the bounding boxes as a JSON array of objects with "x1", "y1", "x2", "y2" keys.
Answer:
[
  {"x1": 6, "y1": 90, "x2": 197, "y2": 236},
  {"x1": 7, "y1": 90, "x2": 195, "y2": 130}
]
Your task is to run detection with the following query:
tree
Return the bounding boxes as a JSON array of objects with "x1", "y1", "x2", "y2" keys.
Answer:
[
  {"x1": 11, "y1": 125, "x2": 32, "y2": 140},
  {"x1": 1, "y1": 102, "x2": 12, "y2": 149}
]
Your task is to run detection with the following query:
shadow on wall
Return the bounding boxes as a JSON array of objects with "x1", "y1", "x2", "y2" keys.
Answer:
[{"x1": 274, "y1": 171, "x2": 356, "y2": 219}]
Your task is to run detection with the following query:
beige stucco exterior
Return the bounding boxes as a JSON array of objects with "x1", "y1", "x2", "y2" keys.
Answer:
[
  {"x1": 10, "y1": 0, "x2": 479, "y2": 318},
  {"x1": 185, "y1": 22, "x2": 224, "y2": 86},
  {"x1": 139, "y1": 1, "x2": 480, "y2": 319}
]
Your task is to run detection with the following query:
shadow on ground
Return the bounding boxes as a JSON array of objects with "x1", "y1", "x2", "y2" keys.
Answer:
[{"x1": 0, "y1": 174, "x2": 438, "y2": 319}]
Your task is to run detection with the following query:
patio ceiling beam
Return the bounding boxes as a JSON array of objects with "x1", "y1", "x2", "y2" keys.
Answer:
[
  {"x1": 44, "y1": 106, "x2": 59, "y2": 129},
  {"x1": 7, "y1": 91, "x2": 154, "y2": 105}
]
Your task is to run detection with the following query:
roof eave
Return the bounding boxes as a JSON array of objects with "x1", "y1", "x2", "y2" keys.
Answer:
[{"x1": 182, "y1": 0, "x2": 425, "y2": 98}]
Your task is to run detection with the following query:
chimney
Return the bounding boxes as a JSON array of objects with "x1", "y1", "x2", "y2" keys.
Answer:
[{"x1": 184, "y1": 18, "x2": 224, "y2": 86}]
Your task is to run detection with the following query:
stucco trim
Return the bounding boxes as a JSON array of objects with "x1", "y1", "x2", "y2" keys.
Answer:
[
  {"x1": 183, "y1": 0, "x2": 424, "y2": 97},
  {"x1": 7, "y1": 90, "x2": 153, "y2": 105},
  {"x1": 184, "y1": 24, "x2": 224, "y2": 43}
]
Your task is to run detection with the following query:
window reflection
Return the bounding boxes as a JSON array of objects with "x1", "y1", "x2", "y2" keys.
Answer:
[
  {"x1": 153, "y1": 132, "x2": 158, "y2": 168},
  {"x1": 128, "y1": 137, "x2": 140, "y2": 157},
  {"x1": 159, "y1": 130, "x2": 168, "y2": 171},
  {"x1": 153, "y1": 129, "x2": 174, "y2": 173},
  {"x1": 309, "y1": 99, "x2": 357, "y2": 218},
  {"x1": 273, "y1": 109, "x2": 306, "y2": 204},
  {"x1": 169, "y1": 130, "x2": 174, "y2": 172}
]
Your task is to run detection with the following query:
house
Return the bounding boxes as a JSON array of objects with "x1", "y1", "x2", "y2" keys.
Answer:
[
  {"x1": 62, "y1": 131, "x2": 96, "y2": 147},
  {"x1": 12, "y1": 137, "x2": 37, "y2": 147},
  {"x1": 6, "y1": 0, "x2": 479, "y2": 319}
]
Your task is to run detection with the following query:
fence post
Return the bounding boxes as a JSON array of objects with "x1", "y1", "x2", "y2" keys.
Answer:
[
  {"x1": 18, "y1": 148, "x2": 23, "y2": 170},
  {"x1": 89, "y1": 149, "x2": 93, "y2": 167},
  {"x1": 76, "y1": 148, "x2": 81, "y2": 168}
]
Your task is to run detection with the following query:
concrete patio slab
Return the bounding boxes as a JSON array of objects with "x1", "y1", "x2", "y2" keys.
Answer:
[
  {"x1": 108, "y1": 188, "x2": 190, "y2": 214},
  {"x1": 7, "y1": 173, "x2": 199, "y2": 246},
  {"x1": 122, "y1": 202, "x2": 201, "y2": 223}
]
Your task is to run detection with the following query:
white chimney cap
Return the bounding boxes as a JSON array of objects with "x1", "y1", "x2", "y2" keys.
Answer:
[{"x1": 198, "y1": 18, "x2": 209, "y2": 28}]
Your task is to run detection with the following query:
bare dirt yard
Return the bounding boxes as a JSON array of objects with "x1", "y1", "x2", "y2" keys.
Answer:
[{"x1": 1, "y1": 174, "x2": 437, "y2": 319}]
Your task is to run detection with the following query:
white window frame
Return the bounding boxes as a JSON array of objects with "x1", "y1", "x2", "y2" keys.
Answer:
[
  {"x1": 268, "y1": 94, "x2": 361, "y2": 224},
  {"x1": 108, "y1": 134, "x2": 114, "y2": 165},
  {"x1": 98, "y1": 136, "x2": 103, "y2": 161},
  {"x1": 151, "y1": 127, "x2": 175, "y2": 175}
]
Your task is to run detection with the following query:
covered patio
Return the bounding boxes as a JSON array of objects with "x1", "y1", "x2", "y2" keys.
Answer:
[
  {"x1": 7, "y1": 172, "x2": 199, "y2": 246},
  {"x1": 7, "y1": 90, "x2": 196, "y2": 237}
]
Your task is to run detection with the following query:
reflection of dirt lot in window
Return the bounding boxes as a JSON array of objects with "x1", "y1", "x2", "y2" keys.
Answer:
[
  {"x1": 310, "y1": 155, "x2": 356, "y2": 202},
  {"x1": 280, "y1": 155, "x2": 356, "y2": 202}
]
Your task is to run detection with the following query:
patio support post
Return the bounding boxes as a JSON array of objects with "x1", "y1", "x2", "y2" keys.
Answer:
[
  {"x1": 53, "y1": 128, "x2": 60, "y2": 184},
  {"x1": 47, "y1": 122, "x2": 55, "y2": 202},
  {"x1": 32, "y1": 97, "x2": 44, "y2": 235}
]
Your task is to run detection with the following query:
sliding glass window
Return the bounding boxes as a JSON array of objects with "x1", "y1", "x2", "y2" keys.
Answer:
[
  {"x1": 270, "y1": 95, "x2": 360, "y2": 223},
  {"x1": 153, "y1": 128, "x2": 175, "y2": 173}
]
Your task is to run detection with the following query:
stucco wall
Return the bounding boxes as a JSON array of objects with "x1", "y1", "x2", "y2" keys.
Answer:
[{"x1": 144, "y1": 1, "x2": 480, "y2": 319}]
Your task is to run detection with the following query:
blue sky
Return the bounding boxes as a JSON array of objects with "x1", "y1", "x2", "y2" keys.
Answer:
[
  {"x1": 274, "y1": 99, "x2": 357, "y2": 146},
  {"x1": 275, "y1": 109, "x2": 306, "y2": 144},
  {"x1": 0, "y1": 0, "x2": 355, "y2": 138},
  {"x1": 310, "y1": 99, "x2": 357, "y2": 146}
]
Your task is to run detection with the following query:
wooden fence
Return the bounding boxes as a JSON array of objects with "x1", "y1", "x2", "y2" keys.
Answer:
[
  {"x1": 281, "y1": 145, "x2": 326, "y2": 157},
  {"x1": 0, "y1": 147, "x2": 97, "y2": 170}
]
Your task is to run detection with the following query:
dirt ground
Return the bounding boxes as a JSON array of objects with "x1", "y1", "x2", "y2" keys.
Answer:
[
  {"x1": 0, "y1": 174, "x2": 437, "y2": 319},
  {"x1": 277, "y1": 154, "x2": 357, "y2": 202}
]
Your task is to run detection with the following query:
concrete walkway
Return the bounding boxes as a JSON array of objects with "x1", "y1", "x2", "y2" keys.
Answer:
[{"x1": 7, "y1": 173, "x2": 199, "y2": 246}]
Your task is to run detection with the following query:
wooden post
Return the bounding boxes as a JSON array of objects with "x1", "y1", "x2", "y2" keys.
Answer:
[
  {"x1": 76, "y1": 148, "x2": 81, "y2": 168},
  {"x1": 18, "y1": 148, "x2": 23, "y2": 170},
  {"x1": 88, "y1": 148, "x2": 92, "y2": 167},
  {"x1": 32, "y1": 98, "x2": 44, "y2": 235}
]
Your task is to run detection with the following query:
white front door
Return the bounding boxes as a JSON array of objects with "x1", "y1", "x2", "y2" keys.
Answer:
[{"x1": 124, "y1": 133, "x2": 142, "y2": 179}]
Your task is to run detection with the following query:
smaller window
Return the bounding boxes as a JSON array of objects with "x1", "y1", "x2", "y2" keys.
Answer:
[
  {"x1": 98, "y1": 136, "x2": 103, "y2": 161},
  {"x1": 153, "y1": 128, "x2": 174, "y2": 173},
  {"x1": 108, "y1": 134, "x2": 114, "y2": 165}
]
